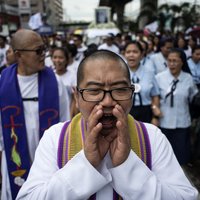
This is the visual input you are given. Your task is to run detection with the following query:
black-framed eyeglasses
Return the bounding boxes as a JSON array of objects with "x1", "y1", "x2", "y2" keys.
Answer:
[
  {"x1": 77, "y1": 85, "x2": 135, "y2": 102},
  {"x1": 14, "y1": 45, "x2": 47, "y2": 55}
]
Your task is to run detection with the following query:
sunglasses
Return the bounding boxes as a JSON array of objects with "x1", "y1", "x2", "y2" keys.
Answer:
[{"x1": 14, "y1": 46, "x2": 47, "y2": 55}]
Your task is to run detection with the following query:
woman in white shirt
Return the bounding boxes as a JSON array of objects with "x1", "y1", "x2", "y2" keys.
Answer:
[
  {"x1": 51, "y1": 47, "x2": 77, "y2": 118},
  {"x1": 156, "y1": 48, "x2": 198, "y2": 165},
  {"x1": 124, "y1": 41, "x2": 161, "y2": 125}
]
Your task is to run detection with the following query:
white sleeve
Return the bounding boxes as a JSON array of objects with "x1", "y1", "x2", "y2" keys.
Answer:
[
  {"x1": 57, "y1": 77, "x2": 71, "y2": 121},
  {"x1": 16, "y1": 124, "x2": 111, "y2": 200},
  {"x1": 110, "y1": 125, "x2": 198, "y2": 200},
  {"x1": 16, "y1": 123, "x2": 198, "y2": 200}
]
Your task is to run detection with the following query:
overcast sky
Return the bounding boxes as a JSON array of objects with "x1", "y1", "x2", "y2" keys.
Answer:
[{"x1": 62, "y1": 0, "x2": 200, "y2": 21}]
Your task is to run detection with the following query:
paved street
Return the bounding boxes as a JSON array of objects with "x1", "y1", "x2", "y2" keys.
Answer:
[{"x1": 183, "y1": 160, "x2": 200, "y2": 198}]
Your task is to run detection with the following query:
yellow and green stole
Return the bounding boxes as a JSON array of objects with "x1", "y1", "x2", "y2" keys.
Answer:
[{"x1": 57, "y1": 113, "x2": 152, "y2": 200}]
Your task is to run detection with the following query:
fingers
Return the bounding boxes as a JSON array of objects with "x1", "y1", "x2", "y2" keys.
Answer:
[
  {"x1": 110, "y1": 105, "x2": 131, "y2": 167},
  {"x1": 112, "y1": 104, "x2": 127, "y2": 130},
  {"x1": 87, "y1": 105, "x2": 103, "y2": 131},
  {"x1": 86, "y1": 105, "x2": 104, "y2": 141},
  {"x1": 112, "y1": 104, "x2": 130, "y2": 142}
]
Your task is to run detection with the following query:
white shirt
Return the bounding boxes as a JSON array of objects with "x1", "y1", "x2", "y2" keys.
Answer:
[
  {"x1": 55, "y1": 70, "x2": 77, "y2": 89},
  {"x1": 55, "y1": 70, "x2": 77, "y2": 106},
  {"x1": 67, "y1": 60, "x2": 79, "y2": 74},
  {"x1": 150, "y1": 52, "x2": 167, "y2": 74},
  {"x1": 0, "y1": 72, "x2": 71, "y2": 200},
  {"x1": 16, "y1": 122, "x2": 198, "y2": 200},
  {"x1": 0, "y1": 44, "x2": 9, "y2": 67},
  {"x1": 75, "y1": 45, "x2": 87, "y2": 63},
  {"x1": 129, "y1": 63, "x2": 160, "y2": 106},
  {"x1": 98, "y1": 43, "x2": 120, "y2": 54},
  {"x1": 188, "y1": 58, "x2": 200, "y2": 85},
  {"x1": 156, "y1": 69, "x2": 198, "y2": 129}
]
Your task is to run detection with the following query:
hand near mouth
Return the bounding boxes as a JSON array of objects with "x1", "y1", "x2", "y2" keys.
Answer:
[
  {"x1": 109, "y1": 104, "x2": 131, "y2": 167},
  {"x1": 84, "y1": 105, "x2": 111, "y2": 168},
  {"x1": 84, "y1": 104, "x2": 131, "y2": 168}
]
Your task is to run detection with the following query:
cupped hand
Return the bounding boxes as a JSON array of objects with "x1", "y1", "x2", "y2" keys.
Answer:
[
  {"x1": 109, "y1": 104, "x2": 131, "y2": 167},
  {"x1": 84, "y1": 105, "x2": 111, "y2": 168}
]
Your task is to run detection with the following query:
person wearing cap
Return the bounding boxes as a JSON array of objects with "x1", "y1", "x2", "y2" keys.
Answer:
[{"x1": 98, "y1": 33, "x2": 120, "y2": 54}]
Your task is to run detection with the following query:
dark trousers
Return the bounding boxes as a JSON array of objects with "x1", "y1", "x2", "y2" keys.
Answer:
[
  {"x1": 160, "y1": 127, "x2": 191, "y2": 165},
  {"x1": 130, "y1": 105, "x2": 152, "y2": 123}
]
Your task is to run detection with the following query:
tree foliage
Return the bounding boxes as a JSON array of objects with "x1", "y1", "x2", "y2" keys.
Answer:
[
  {"x1": 157, "y1": 3, "x2": 200, "y2": 32},
  {"x1": 98, "y1": 0, "x2": 200, "y2": 33}
]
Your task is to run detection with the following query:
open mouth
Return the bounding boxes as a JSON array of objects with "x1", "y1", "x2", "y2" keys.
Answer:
[
  {"x1": 98, "y1": 113, "x2": 117, "y2": 129},
  {"x1": 128, "y1": 59, "x2": 135, "y2": 64}
]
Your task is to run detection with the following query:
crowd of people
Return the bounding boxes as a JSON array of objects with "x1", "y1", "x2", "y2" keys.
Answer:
[{"x1": 0, "y1": 28, "x2": 199, "y2": 199}]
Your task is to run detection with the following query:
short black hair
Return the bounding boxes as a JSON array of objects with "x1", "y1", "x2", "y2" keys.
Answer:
[
  {"x1": 192, "y1": 45, "x2": 200, "y2": 54},
  {"x1": 169, "y1": 48, "x2": 191, "y2": 74},
  {"x1": 73, "y1": 34, "x2": 83, "y2": 41},
  {"x1": 83, "y1": 43, "x2": 98, "y2": 57},
  {"x1": 157, "y1": 37, "x2": 174, "y2": 52},
  {"x1": 124, "y1": 41, "x2": 144, "y2": 53},
  {"x1": 0, "y1": 35, "x2": 6, "y2": 42},
  {"x1": 66, "y1": 43, "x2": 77, "y2": 58},
  {"x1": 77, "y1": 50, "x2": 131, "y2": 87},
  {"x1": 51, "y1": 47, "x2": 69, "y2": 62}
]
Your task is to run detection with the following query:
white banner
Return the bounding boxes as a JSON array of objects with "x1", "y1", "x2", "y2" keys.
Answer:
[
  {"x1": 145, "y1": 21, "x2": 158, "y2": 33},
  {"x1": 28, "y1": 13, "x2": 43, "y2": 30}
]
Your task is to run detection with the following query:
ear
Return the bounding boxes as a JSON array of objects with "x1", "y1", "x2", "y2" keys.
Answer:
[
  {"x1": 74, "y1": 87, "x2": 79, "y2": 109},
  {"x1": 14, "y1": 50, "x2": 21, "y2": 59}
]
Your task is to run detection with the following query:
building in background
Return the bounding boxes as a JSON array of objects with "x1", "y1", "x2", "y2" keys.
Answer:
[
  {"x1": 0, "y1": 0, "x2": 63, "y2": 35},
  {"x1": 0, "y1": 0, "x2": 20, "y2": 35},
  {"x1": 45, "y1": 0, "x2": 63, "y2": 28}
]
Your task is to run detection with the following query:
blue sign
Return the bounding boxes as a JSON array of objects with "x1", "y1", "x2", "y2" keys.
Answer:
[{"x1": 37, "y1": 24, "x2": 54, "y2": 36}]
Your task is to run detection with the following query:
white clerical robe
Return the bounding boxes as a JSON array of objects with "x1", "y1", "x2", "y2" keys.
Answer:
[{"x1": 16, "y1": 122, "x2": 198, "y2": 200}]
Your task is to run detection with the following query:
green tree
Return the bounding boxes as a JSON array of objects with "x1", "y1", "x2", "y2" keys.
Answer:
[
  {"x1": 158, "y1": 2, "x2": 200, "y2": 33},
  {"x1": 138, "y1": 0, "x2": 158, "y2": 29},
  {"x1": 99, "y1": 0, "x2": 158, "y2": 31}
]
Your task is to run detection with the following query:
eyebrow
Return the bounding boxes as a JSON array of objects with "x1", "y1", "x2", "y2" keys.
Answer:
[{"x1": 85, "y1": 80, "x2": 129, "y2": 87}]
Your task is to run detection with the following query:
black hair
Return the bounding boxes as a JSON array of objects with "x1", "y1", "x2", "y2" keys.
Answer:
[
  {"x1": 174, "y1": 36, "x2": 188, "y2": 50},
  {"x1": 169, "y1": 48, "x2": 191, "y2": 74},
  {"x1": 73, "y1": 34, "x2": 83, "y2": 41},
  {"x1": 124, "y1": 41, "x2": 144, "y2": 53},
  {"x1": 0, "y1": 35, "x2": 6, "y2": 42},
  {"x1": 77, "y1": 50, "x2": 131, "y2": 87},
  {"x1": 66, "y1": 43, "x2": 77, "y2": 58},
  {"x1": 124, "y1": 35, "x2": 132, "y2": 42},
  {"x1": 83, "y1": 43, "x2": 98, "y2": 57},
  {"x1": 192, "y1": 45, "x2": 200, "y2": 54},
  {"x1": 157, "y1": 37, "x2": 174, "y2": 52},
  {"x1": 51, "y1": 47, "x2": 69, "y2": 62}
]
